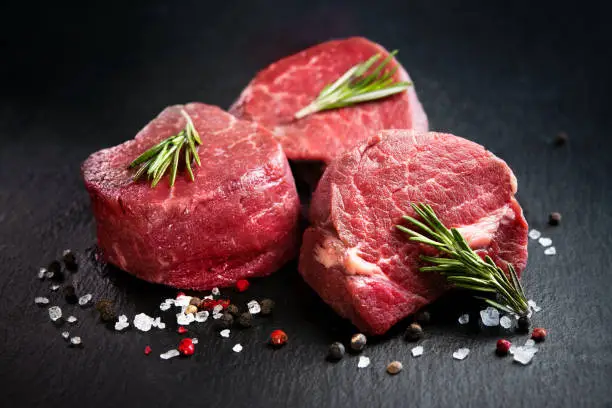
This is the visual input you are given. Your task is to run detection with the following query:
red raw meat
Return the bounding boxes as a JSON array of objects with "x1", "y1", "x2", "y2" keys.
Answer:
[
  {"x1": 230, "y1": 37, "x2": 428, "y2": 164},
  {"x1": 299, "y1": 130, "x2": 528, "y2": 335},
  {"x1": 82, "y1": 103, "x2": 300, "y2": 289}
]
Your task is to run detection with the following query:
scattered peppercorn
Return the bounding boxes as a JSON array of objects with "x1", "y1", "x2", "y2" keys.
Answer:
[
  {"x1": 531, "y1": 328, "x2": 547, "y2": 342},
  {"x1": 215, "y1": 313, "x2": 234, "y2": 330},
  {"x1": 63, "y1": 285, "x2": 78, "y2": 304},
  {"x1": 496, "y1": 339, "x2": 512, "y2": 356},
  {"x1": 177, "y1": 326, "x2": 188, "y2": 334},
  {"x1": 415, "y1": 310, "x2": 431, "y2": 325},
  {"x1": 185, "y1": 305, "x2": 198, "y2": 315},
  {"x1": 189, "y1": 297, "x2": 201, "y2": 306},
  {"x1": 548, "y1": 212, "x2": 562, "y2": 226},
  {"x1": 178, "y1": 338, "x2": 195, "y2": 356},
  {"x1": 517, "y1": 316, "x2": 531, "y2": 333},
  {"x1": 270, "y1": 330, "x2": 288, "y2": 347},
  {"x1": 226, "y1": 304, "x2": 240, "y2": 317},
  {"x1": 327, "y1": 342, "x2": 345, "y2": 361},
  {"x1": 235, "y1": 279, "x2": 250, "y2": 292},
  {"x1": 555, "y1": 131, "x2": 568, "y2": 146},
  {"x1": 350, "y1": 333, "x2": 367, "y2": 351},
  {"x1": 386, "y1": 361, "x2": 403, "y2": 375},
  {"x1": 404, "y1": 323, "x2": 424, "y2": 342},
  {"x1": 260, "y1": 299, "x2": 275, "y2": 316},
  {"x1": 95, "y1": 299, "x2": 116, "y2": 322},
  {"x1": 48, "y1": 260, "x2": 64, "y2": 281},
  {"x1": 62, "y1": 250, "x2": 78, "y2": 271},
  {"x1": 144, "y1": 345, "x2": 152, "y2": 355},
  {"x1": 237, "y1": 312, "x2": 253, "y2": 328}
]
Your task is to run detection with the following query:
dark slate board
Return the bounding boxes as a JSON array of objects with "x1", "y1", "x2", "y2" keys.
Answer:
[{"x1": 1, "y1": 1, "x2": 611, "y2": 407}]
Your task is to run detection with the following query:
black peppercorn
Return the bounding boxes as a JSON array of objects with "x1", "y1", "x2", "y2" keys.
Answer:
[
  {"x1": 215, "y1": 313, "x2": 234, "y2": 330},
  {"x1": 350, "y1": 333, "x2": 367, "y2": 351},
  {"x1": 404, "y1": 323, "x2": 424, "y2": 342},
  {"x1": 95, "y1": 299, "x2": 116, "y2": 322},
  {"x1": 260, "y1": 299, "x2": 275, "y2": 316},
  {"x1": 64, "y1": 285, "x2": 78, "y2": 304},
  {"x1": 548, "y1": 212, "x2": 562, "y2": 226},
  {"x1": 415, "y1": 310, "x2": 431, "y2": 325},
  {"x1": 517, "y1": 316, "x2": 531, "y2": 333},
  {"x1": 237, "y1": 312, "x2": 253, "y2": 328},
  {"x1": 48, "y1": 260, "x2": 64, "y2": 281},
  {"x1": 189, "y1": 297, "x2": 201, "y2": 306},
  {"x1": 226, "y1": 304, "x2": 240, "y2": 317},
  {"x1": 62, "y1": 250, "x2": 78, "y2": 271},
  {"x1": 327, "y1": 342, "x2": 345, "y2": 361},
  {"x1": 555, "y1": 131, "x2": 568, "y2": 146}
]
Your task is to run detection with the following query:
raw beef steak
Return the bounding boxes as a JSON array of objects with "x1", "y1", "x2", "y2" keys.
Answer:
[
  {"x1": 299, "y1": 130, "x2": 528, "y2": 335},
  {"x1": 82, "y1": 103, "x2": 300, "y2": 289},
  {"x1": 230, "y1": 37, "x2": 428, "y2": 164}
]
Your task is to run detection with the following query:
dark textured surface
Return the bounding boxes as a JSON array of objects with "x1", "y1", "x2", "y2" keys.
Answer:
[{"x1": 1, "y1": 1, "x2": 611, "y2": 407}]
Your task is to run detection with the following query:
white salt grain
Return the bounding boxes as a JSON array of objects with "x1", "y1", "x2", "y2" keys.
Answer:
[
  {"x1": 44, "y1": 270, "x2": 55, "y2": 279},
  {"x1": 35, "y1": 296, "x2": 49, "y2": 305},
  {"x1": 38, "y1": 268, "x2": 46, "y2": 280},
  {"x1": 220, "y1": 329, "x2": 230, "y2": 338},
  {"x1": 50, "y1": 284, "x2": 60, "y2": 291},
  {"x1": 453, "y1": 348, "x2": 470, "y2": 360},
  {"x1": 175, "y1": 295, "x2": 192, "y2": 307},
  {"x1": 513, "y1": 348, "x2": 536, "y2": 365},
  {"x1": 78, "y1": 293, "x2": 92, "y2": 306},
  {"x1": 134, "y1": 313, "x2": 154, "y2": 332},
  {"x1": 232, "y1": 344, "x2": 243, "y2": 353},
  {"x1": 212, "y1": 304, "x2": 224, "y2": 314},
  {"x1": 160, "y1": 349, "x2": 180, "y2": 360},
  {"x1": 203, "y1": 295, "x2": 213, "y2": 300},
  {"x1": 61, "y1": 331, "x2": 70, "y2": 340},
  {"x1": 528, "y1": 229, "x2": 541, "y2": 240},
  {"x1": 247, "y1": 300, "x2": 261, "y2": 315},
  {"x1": 48, "y1": 306, "x2": 62, "y2": 321},
  {"x1": 528, "y1": 299, "x2": 542, "y2": 312},
  {"x1": 159, "y1": 302, "x2": 171, "y2": 311},
  {"x1": 544, "y1": 246, "x2": 556, "y2": 256},
  {"x1": 500, "y1": 315, "x2": 513, "y2": 329},
  {"x1": 357, "y1": 356, "x2": 371, "y2": 368},
  {"x1": 458, "y1": 314, "x2": 470, "y2": 325},
  {"x1": 480, "y1": 307, "x2": 500, "y2": 326},
  {"x1": 70, "y1": 336, "x2": 82, "y2": 346},
  {"x1": 195, "y1": 311, "x2": 209, "y2": 322},
  {"x1": 118, "y1": 314, "x2": 128, "y2": 323},
  {"x1": 66, "y1": 316, "x2": 78, "y2": 324},
  {"x1": 509, "y1": 345, "x2": 517, "y2": 355},
  {"x1": 524, "y1": 339, "x2": 537, "y2": 349},
  {"x1": 114, "y1": 321, "x2": 129, "y2": 331},
  {"x1": 176, "y1": 313, "x2": 194, "y2": 326},
  {"x1": 212, "y1": 313, "x2": 222, "y2": 320},
  {"x1": 538, "y1": 237, "x2": 552, "y2": 247},
  {"x1": 152, "y1": 317, "x2": 165, "y2": 329},
  {"x1": 212, "y1": 287, "x2": 220, "y2": 296},
  {"x1": 191, "y1": 338, "x2": 199, "y2": 344},
  {"x1": 411, "y1": 346, "x2": 424, "y2": 357}
]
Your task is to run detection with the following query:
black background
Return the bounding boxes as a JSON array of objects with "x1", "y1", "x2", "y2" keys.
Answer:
[{"x1": 1, "y1": 1, "x2": 611, "y2": 407}]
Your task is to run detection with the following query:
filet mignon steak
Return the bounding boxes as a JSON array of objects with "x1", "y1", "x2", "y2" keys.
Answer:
[
  {"x1": 82, "y1": 103, "x2": 300, "y2": 289},
  {"x1": 299, "y1": 130, "x2": 528, "y2": 335},
  {"x1": 230, "y1": 37, "x2": 428, "y2": 164}
]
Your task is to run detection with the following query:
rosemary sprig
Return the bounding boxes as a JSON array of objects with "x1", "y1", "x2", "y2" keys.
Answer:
[
  {"x1": 129, "y1": 110, "x2": 202, "y2": 188},
  {"x1": 396, "y1": 203, "x2": 529, "y2": 316},
  {"x1": 294, "y1": 50, "x2": 412, "y2": 119}
]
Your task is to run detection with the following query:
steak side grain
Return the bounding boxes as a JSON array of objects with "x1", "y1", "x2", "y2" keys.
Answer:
[
  {"x1": 299, "y1": 130, "x2": 528, "y2": 335},
  {"x1": 82, "y1": 103, "x2": 300, "y2": 289}
]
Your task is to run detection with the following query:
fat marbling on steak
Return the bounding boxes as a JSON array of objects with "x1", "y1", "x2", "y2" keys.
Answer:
[
  {"x1": 230, "y1": 37, "x2": 428, "y2": 164},
  {"x1": 82, "y1": 103, "x2": 300, "y2": 289},
  {"x1": 299, "y1": 130, "x2": 528, "y2": 335}
]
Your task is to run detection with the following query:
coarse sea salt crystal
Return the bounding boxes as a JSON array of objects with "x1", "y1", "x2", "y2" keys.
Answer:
[
  {"x1": 538, "y1": 237, "x2": 552, "y2": 247},
  {"x1": 160, "y1": 349, "x2": 180, "y2": 360},
  {"x1": 134, "y1": 313, "x2": 154, "y2": 332},
  {"x1": 61, "y1": 331, "x2": 70, "y2": 340},
  {"x1": 232, "y1": 344, "x2": 243, "y2": 353},
  {"x1": 44, "y1": 270, "x2": 55, "y2": 279},
  {"x1": 203, "y1": 295, "x2": 213, "y2": 300},
  {"x1": 220, "y1": 329, "x2": 230, "y2": 338},
  {"x1": 66, "y1": 316, "x2": 78, "y2": 324},
  {"x1": 212, "y1": 304, "x2": 224, "y2": 314},
  {"x1": 247, "y1": 300, "x2": 261, "y2": 315},
  {"x1": 35, "y1": 296, "x2": 49, "y2": 305},
  {"x1": 411, "y1": 346, "x2": 424, "y2": 357},
  {"x1": 458, "y1": 314, "x2": 469, "y2": 325},
  {"x1": 544, "y1": 246, "x2": 556, "y2": 256},
  {"x1": 500, "y1": 315, "x2": 513, "y2": 329},
  {"x1": 195, "y1": 311, "x2": 209, "y2": 322},
  {"x1": 212, "y1": 287, "x2": 220, "y2": 296},
  {"x1": 453, "y1": 348, "x2": 470, "y2": 360},
  {"x1": 159, "y1": 302, "x2": 171, "y2": 311},
  {"x1": 118, "y1": 314, "x2": 128, "y2": 323},
  {"x1": 524, "y1": 339, "x2": 537, "y2": 349},
  {"x1": 513, "y1": 348, "x2": 536, "y2": 365},
  {"x1": 176, "y1": 313, "x2": 194, "y2": 326},
  {"x1": 509, "y1": 345, "x2": 517, "y2": 355},
  {"x1": 115, "y1": 321, "x2": 129, "y2": 331},
  {"x1": 528, "y1": 229, "x2": 541, "y2": 240},
  {"x1": 38, "y1": 268, "x2": 46, "y2": 280},
  {"x1": 50, "y1": 284, "x2": 60, "y2": 291},
  {"x1": 480, "y1": 307, "x2": 500, "y2": 326},
  {"x1": 48, "y1": 306, "x2": 62, "y2": 321},
  {"x1": 78, "y1": 293, "x2": 92, "y2": 306},
  {"x1": 70, "y1": 336, "x2": 82, "y2": 346},
  {"x1": 528, "y1": 299, "x2": 542, "y2": 312},
  {"x1": 357, "y1": 356, "x2": 370, "y2": 368},
  {"x1": 152, "y1": 317, "x2": 165, "y2": 329},
  {"x1": 212, "y1": 313, "x2": 222, "y2": 320},
  {"x1": 175, "y1": 295, "x2": 192, "y2": 307},
  {"x1": 191, "y1": 338, "x2": 199, "y2": 344}
]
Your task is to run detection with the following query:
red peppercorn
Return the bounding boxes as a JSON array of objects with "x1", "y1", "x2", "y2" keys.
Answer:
[
  {"x1": 531, "y1": 328, "x2": 547, "y2": 342},
  {"x1": 144, "y1": 345, "x2": 152, "y2": 355},
  {"x1": 200, "y1": 299, "x2": 216, "y2": 309},
  {"x1": 270, "y1": 329, "x2": 288, "y2": 347},
  {"x1": 496, "y1": 339, "x2": 512, "y2": 356},
  {"x1": 177, "y1": 326, "x2": 188, "y2": 334},
  {"x1": 178, "y1": 338, "x2": 195, "y2": 356},
  {"x1": 236, "y1": 279, "x2": 250, "y2": 292}
]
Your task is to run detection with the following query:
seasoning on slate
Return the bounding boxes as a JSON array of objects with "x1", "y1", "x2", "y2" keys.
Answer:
[
  {"x1": 350, "y1": 333, "x2": 367, "y2": 351},
  {"x1": 555, "y1": 131, "x2": 568, "y2": 146},
  {"x1": 237, "y1": 312, "x2": 253, "y2": 328},
  {"x1": 64, "y1": 285, "x2": 78, "y2": 304},
  {"x1": 548, "y1": 212, "x2": 562, "y2": 226},
  {"x1": 386, "y1": 361, "x2": 403, "y2": 375},
  {"x1": 226, "y1": 304, "x2": 240, "y2": 317},
  {"x1": 144, "y1": 345, "x2": 152, "y2": 355},
  {"x1": 95, "y1": 299, "x2": 116, "y2": 322},
  {"x1": 404, "y1": 323, "x2": 424, "y2": 342},
  {"x1": 48, "y1": 260, "x2": 63, "y2": 281},
  {"x1": 270, "y1": 330, "x2": 288, "y2": 347},
  {"x1": 185, "y1": 305, "x2": 198, "y2": 315},
  {"x1": 415, "y1": 310, "x2": 431, "y2": 325},
  {"x1": 189, "y1": 297, "x2": 201, "y2": 307},
  {"x1": 235, "y1": 279, "x2": 250, "y2": 292},
  {"x1": 177, "y1": 326, "x2": 188, "y2": 334},
  {"x1": 327, "y1": 342, "x2": 345, "y2": 360},
  {"x1": 496, "y1": 339, "x2": 512, "y2": 356},
  {"x1": 178, "y1": 338, "x2": 195, "y2": 356},
  {"x1": 531, "y1": 327, "x2": 547, "y2": 342},
  {"x1": 62, "y1": 249, "x2": 78, "y2": 271},
  {"x1": 215, "y1": 313, "x2": 234, "y2": 330},
  {"x1": 260, "y1": 299, "x2": 275, "y2": 316},
  {"x1": 517, "y1": 316, "x2": 531, "y2": 333}
]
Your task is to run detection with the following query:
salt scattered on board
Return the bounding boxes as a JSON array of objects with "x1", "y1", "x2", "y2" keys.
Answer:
[
  {"x1": 50, "y1": 284, "x2": 60, "y2": 291},
  {"x1": 37, "y1": 268, "x2": 46, "y2": 280},
  {"x1": 538, "y1": 237, "x2": 552, "y2": 247},
  {"x1": 212, "y1": 304, "x2": 224, "y2": 314},
  {"x1": 500, "y1": 315, "x2": 513, "y2": 329},
  {"x1": 195, "y1": 311, "x2": 209, "y2": 322},
  {"x1": 70, "y1": 336, "x2": 82, "y2": 346},
  {"x1": 220, "y1": 329, "x2": 230, "y2": 338},
  {"x1": 48, "y1": 306, "x2": 62, "y2": 321},
  {"x1": 528, "y1": 299, "x2": 542, "y2": 312},
  {"x1": 480, "y1": 307, "x2": 500, "y2": 326},
  {"x1": 176, "y1": 312, "x2": 195, "y2": 325},
  {"x1": 115, "y1": 315, "x2": 129, "y2": 331},
  {"x1": 247, "y1": 300, "x2": 261, "y2": 315},
  {"x1": 357, "y1": 356, "x2": 371, "y2": 368},
  {"x1": 35, "y1": 297, "x2": 49, "y2": 305},
  {"x1": 61, "y1": 331, "x2": 70, "y2": 340},
  {"x1": 78, "y1": 293, "x2": 92, "y2": 306},
  {"x1": 411, "y1": 346, "x2": 424, "y2": 357},
  {"x1": 66, "y1": 316, "x2": 78, "y2": 324},
  {"x1": 159, "y1": 302, "x2": 171, "y2": 311},
  {"x1": 212, "y1": 287, "x2": 220, "y2": 296},
  {"x1": 453, "y1": 348, "x2": 470, "y2": 360},
  {"x1": 544, "y1": 247, "x2": 556, "y2": 256},
  {"x1": 191, "y1": 338, "x2": 199, "y2": 344},
  {"x1": 134, "y1": 313, "x2": 154, "y2": 332},
  {"x1": 528, "y1": 229, "x2": 541, "y2": 240},
  {"x1": 232, "y1": 344, "x2": 243, "y2": 353},
  {"x1": 160, "y1": 349, "x2": 180, "y2": 360},
  {"x1": 175, "y1": 295, "x2": 192, "y2": 307},
  {"x1": 458, "y1": 314, "x2": 469, "y2": 325}
]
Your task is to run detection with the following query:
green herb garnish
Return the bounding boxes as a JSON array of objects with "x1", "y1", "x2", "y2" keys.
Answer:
[
  {"x1": 294, "y1": 50, "x2": 412, "y2": 119},
  {"x1": 396, "y1": 203, "x2": 529, "y2": 316},
  {"x1": 129, "y1": 110, "x2": 202, "y2": 188}
]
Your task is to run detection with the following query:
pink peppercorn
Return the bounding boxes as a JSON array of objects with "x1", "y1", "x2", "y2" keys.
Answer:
[
  {"x1": 531, "y1": 328, "x2": 547, "y2": 342},
  {"x1": 178, "y1": 338, "x2": 195, "y2": 356},
  {"x1": 236, "y1": 279, "x2": 250, "y2": 292},
  {"x1": 144, "y1": 345, "x2": 152, "y2": 355},
  {"x1": 496, "y1": 339, "x2": 512, "y2": 356},
  {"x1": 177, "y1": 326, "x2": 188, "y2": 334}
]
